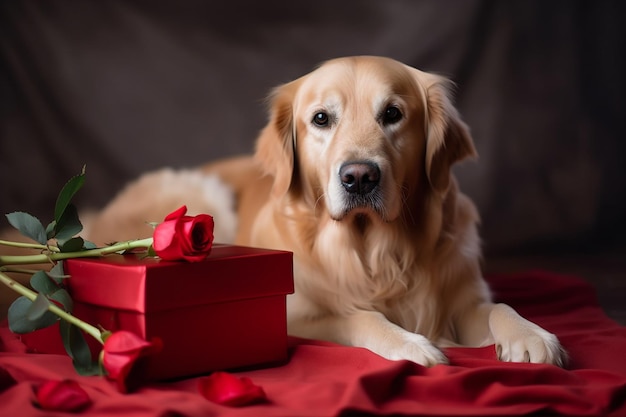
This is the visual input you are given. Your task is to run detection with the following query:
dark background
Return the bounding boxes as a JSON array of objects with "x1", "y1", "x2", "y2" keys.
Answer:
[{"x1": 1, "y1": 0, "x2": 624, "y2": 258}]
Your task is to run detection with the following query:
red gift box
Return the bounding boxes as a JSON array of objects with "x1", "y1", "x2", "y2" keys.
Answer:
[{"x1": 22, "y1": 244, "x2": 294, "y2": 381}]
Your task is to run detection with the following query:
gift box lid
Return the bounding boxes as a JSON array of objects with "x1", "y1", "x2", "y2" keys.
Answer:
[{"x1": 64, "y1": 244, "x2": 294, "y2": 314}]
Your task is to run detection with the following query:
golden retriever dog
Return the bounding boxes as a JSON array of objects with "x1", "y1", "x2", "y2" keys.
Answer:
[{"x1": 86, "y1": 56, "x2": 566, "y2": 367}]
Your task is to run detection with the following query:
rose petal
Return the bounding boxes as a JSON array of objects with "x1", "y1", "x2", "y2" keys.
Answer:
[
  {"x1": 176, "y1": 215, "x2": 195, "y2": 253},
  {"x1": 153, "y1": 220, "x2": 184, "y2": 260},
  {"x1": 36, "y1": 380, "x2": 91, "y2": 412},
  {"x1": 178, "y1": 215, "x2": 214, "y2": 259},
  {"x1": 198, "y1": 372, "x2": 267, "y2": 407},
  {"x1": 103, "y1": 330, "x2": 154, "y2": 354},
  {"x1": 163, "y1": 205, "x2": 187, "y2": 221},
  {"x1": 190, "y1": 215, "x2": 214, "y2": 250}
]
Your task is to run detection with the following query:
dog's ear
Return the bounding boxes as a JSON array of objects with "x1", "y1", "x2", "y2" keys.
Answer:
[
  {"x1": 418, "y1": 72, "x2": 477, "y2": 194},
  {"x1": 254, "y1": 80, "x2": 300, "y2": 197}
]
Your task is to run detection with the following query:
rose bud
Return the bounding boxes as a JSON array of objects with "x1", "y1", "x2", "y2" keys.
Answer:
[{"x1": 153, "y1": 205, "x2": 214, "y2": 262}]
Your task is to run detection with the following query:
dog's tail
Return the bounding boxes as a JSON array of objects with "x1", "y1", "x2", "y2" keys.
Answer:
[{"x1": 83, "y1": 168, "x2": 238, "y2": 246}]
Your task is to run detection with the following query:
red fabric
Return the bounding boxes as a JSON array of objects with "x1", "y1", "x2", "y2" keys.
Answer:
[{"x1": 1, "y1": 271, "x2": 625, "y2": 416}]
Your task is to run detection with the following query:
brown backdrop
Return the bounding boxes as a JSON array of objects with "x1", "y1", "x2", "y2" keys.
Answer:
[{"x1": 1, "y1": 0, "x2": 624, "y2": 255}]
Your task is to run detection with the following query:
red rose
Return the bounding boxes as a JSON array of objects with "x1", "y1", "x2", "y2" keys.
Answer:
[
  {"x1": 198, "y1": 371, "x2": 267, "y2": 407},
  {"x1": 35, "y1": 379, "x2": 91, "y2": 412},
  {"x1": 101, "y1": 330, "x2": 162, "y2": 393},
  {"x1": 152, "y1": 205, "x2": 214, "y2": 262}
]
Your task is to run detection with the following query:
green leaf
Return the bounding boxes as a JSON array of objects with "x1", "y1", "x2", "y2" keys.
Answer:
[
  {"x1": 74, "y1": 358, "x2": 101, "y2": 376},
  {"x1": 83, "y1": 240, "x2": 97, "y2": 250},
  {"x1": 50, "y1": 288, "x2": 73, "y2": 313},
  {"x1": 47, "y1": 262, "x2": 70, "y2": 284},
  {"x1": 54, "y1": 166, "x2": 86, "y2": 224},
  {"x1": 59, "y1": 321, "x2": 100, "y2": 376},
  {"x1": 45, "y1": 220, "x2": 57, "y2": 240},
  {"x1": 26, "y1": 293, "x2": 52, "y2": 320},
  {"x1": 8, "y1": 296, "x2": 58, "y2": 333},
  {"x1": 55, "y1": 204, "x2": 83, "y2": 242},
  {"x1": 59, "y1": 236, "x2": 84, "y2": 253},
  {"x1": 30, "y1": 270, "x2": 59, "y2": 295},
  {"x1": 5, "y1": 212, "x2": 47, "y2": 244}
]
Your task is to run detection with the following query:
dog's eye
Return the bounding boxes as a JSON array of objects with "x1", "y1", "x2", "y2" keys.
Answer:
[
  {"x1": 312, "y1": 111, "x2": 330, "y2": 127},
  {"x1": 382, "y1": 106, "x2": 402, "y2": 125}
]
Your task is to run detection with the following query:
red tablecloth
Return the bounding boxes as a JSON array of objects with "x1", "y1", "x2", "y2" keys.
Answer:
[{"x1": 2, "y1": 271, "x2": 625, "y2": 416}]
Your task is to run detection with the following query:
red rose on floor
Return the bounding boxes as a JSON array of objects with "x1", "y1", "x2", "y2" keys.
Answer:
[
  {"x1": 35, "y1": 379, "x2": 91, "y2": 412},
  {"x1": 198, "y1": 371, "x2": 267, "y2": 407},
  {"x1": 152, "y1": 205, "x2": 214, "y2": 261},
  {"x1": 101, "y1": 330, "x2": 162, "y2": 393}
]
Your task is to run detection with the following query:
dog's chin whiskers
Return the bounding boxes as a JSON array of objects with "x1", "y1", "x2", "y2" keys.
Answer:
[
  {"x1": 337, "y1": 195, "x2": 388, "y2": 225},
  {"x1": 373, "y1": 194, "x2": 388, "y2": 222}
]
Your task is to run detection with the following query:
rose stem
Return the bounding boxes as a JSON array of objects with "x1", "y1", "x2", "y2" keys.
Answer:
[{"x1": 0, "y1": 270, "x2": 104, "y2": 343}]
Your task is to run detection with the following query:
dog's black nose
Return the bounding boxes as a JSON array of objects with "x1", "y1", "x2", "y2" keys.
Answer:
[{"x1": 339, "y1": 162, "x2": 380, "y2": 195}]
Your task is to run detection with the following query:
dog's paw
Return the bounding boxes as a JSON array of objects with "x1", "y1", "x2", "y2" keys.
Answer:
[
  {"x1": 385, "y1": 333, "x2": 448, "y2": 367},
  {"x1": 490, "y1": 304, "x2": 568, "y2": 367},
  {"x1": 495, "y1": 327, "x2": 567, "y2": 367}
]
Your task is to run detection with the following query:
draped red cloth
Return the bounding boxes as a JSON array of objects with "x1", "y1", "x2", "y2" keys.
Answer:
[{"x1": 1, "y1": 271, "x2": 625, "y2": 416}]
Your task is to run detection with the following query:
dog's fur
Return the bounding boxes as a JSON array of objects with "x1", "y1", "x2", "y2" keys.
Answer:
[{"x1": 86, "y1": 56, "x2": 566, "y2": 367}]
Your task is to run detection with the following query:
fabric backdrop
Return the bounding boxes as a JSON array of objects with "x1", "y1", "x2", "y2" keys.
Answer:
[{"x1": 1, "y1": 0, "x2": 624, "y2": 254}]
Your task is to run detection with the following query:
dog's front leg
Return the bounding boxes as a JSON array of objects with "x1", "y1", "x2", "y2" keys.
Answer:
[
  {"x1": 289, "y1": 310, "x2": 448, "y2": 367},
  {"x1": 456, "y1": 303, "x2": 567, "y2": 367}
]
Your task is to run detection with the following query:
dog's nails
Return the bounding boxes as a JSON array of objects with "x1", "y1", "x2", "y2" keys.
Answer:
[{"x1": 496, "y1": 344, "x2": 502, "y2": 360}]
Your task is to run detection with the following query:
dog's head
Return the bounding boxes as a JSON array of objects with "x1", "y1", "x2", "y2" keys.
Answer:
[{"x1": 255, "y1": 56, "x2": 476, "y2": 224}]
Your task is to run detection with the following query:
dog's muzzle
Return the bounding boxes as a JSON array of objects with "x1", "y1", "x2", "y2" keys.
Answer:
[
  {"x1": 335, "y1": 161, "x2": 386, "y2": 220},
  {"x1": 339, "y1": 161, "x2": 380, "y2": 195}
]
